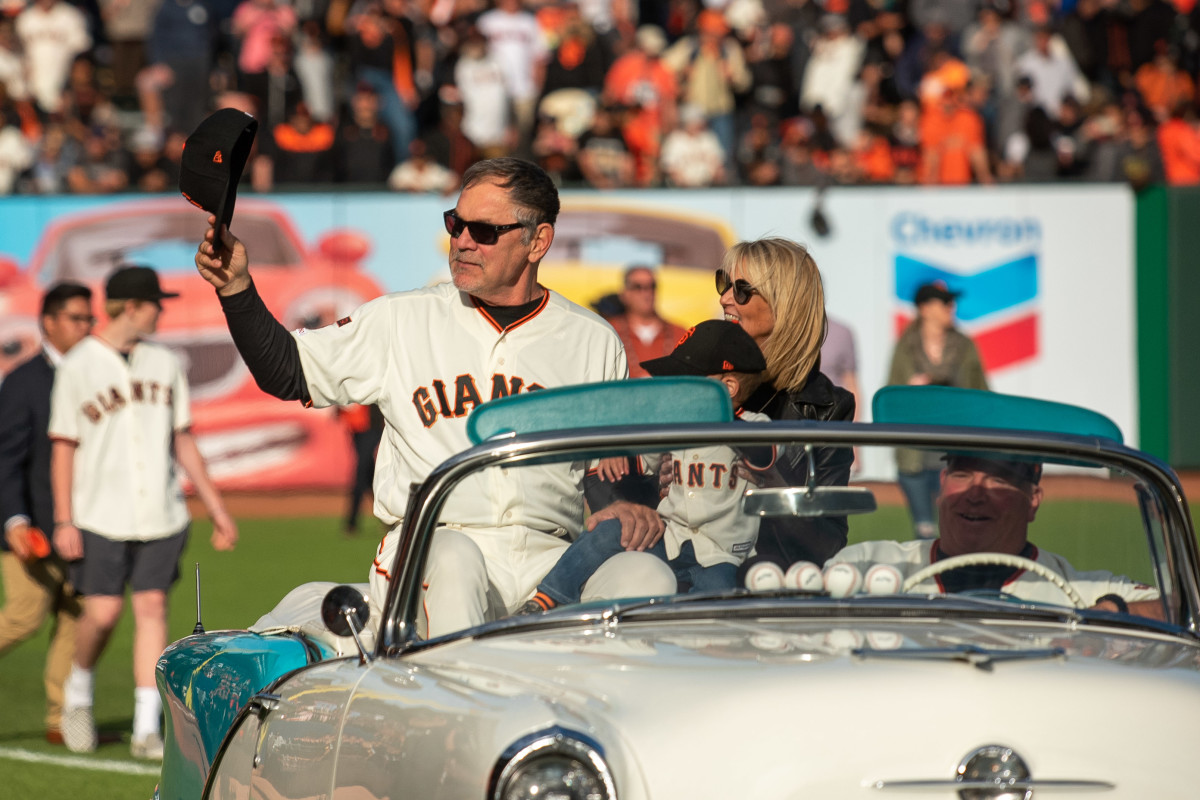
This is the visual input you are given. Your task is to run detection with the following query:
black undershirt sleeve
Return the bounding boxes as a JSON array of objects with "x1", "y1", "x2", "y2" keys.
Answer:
[{"x1": 217, "y1": 280, "x2": 311, "y2": 403}]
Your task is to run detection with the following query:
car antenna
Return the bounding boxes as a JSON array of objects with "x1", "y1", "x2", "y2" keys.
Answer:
[{"x1": 192, "y1": 562, "x2": 205, "y2": 635}]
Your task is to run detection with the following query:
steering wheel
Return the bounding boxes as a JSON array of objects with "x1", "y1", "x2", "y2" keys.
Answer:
[{"x1": 901, "y1": 553, "x2": 1086, "y2": 609}]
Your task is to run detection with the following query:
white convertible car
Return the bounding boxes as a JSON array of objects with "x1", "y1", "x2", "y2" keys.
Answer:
[{"x1": 155, "y1": 381, "x2": 1200, "y2": 800}]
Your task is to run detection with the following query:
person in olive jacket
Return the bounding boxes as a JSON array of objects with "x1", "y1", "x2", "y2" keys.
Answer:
[{"x1": 887, "y1": 281, "x2": 988, "y2": 539}]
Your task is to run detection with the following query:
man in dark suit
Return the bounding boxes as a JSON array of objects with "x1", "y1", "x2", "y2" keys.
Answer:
[{"x1": 0, "y1": 282, "x2": 94, "y2": 744}]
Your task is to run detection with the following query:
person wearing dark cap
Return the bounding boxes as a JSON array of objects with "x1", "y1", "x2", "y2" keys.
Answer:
[
  {"x1": 887, "y1": 281, "x2": 988, "y2": 539},
  {"x1": 521, "y1": 320, "x2": 776, "y2": 613},
  {"x1": 825, "y1": 454, "x2": 1162, "y2": 617},
  {"x1": 48, "y1": 265, "x2": 238, "y2": 759}
]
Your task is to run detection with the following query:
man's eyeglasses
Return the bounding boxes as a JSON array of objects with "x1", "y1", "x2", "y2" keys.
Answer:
[
  {"x1": 59, "y1": 312, "x2": 96, "y2": 326},
  {"x1": 626, "y1": 282, "x2": 656, "y2": 291},
  {"x1": 443, "y1": 210, "x2": 525, "y2": 245},
  {"x1": 715, "y1": 269, "x2": 758, "y2": 305}
]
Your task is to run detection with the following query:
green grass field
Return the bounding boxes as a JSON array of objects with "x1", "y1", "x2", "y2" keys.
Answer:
[
  {"x1": 0, "y1": 514, "x2": 374, "y2": 800},
  {"x1": 0, "y1": 501, "x2": 1189, "y2": 799}
]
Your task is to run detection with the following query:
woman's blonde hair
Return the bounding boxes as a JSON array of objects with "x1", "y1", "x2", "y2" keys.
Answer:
[{"x1": 721, "y1": 237, "x2": 826, "y2": 394}]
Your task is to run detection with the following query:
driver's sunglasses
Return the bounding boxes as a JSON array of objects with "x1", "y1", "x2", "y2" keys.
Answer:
[
  {"x1": 443, "y1": 210, "x2": 525, "y2": 245},
  {"x1": 715, "y1": 269, "x2": 758, "y2": 305}
]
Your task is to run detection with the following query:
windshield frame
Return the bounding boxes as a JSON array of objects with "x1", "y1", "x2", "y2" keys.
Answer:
[{"x1": 376, "y1": 421, "x2": 1200, "y2": 652}]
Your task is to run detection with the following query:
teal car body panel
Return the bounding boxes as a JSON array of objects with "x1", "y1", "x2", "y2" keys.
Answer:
[{"x1": 156, "y1": 630, "x2": 322, "y2": 799}]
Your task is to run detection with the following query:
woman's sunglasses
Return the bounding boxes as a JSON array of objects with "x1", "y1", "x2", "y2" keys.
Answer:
[
  {"x1": 715, "y1": 269, "x2": 758, "y2": 305},
  {"x1": 443, "y1": 210, "x2": 525, "y2": 245}
]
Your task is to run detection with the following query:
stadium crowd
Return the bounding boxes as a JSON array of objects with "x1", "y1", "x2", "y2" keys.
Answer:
[{"x1": 1, "y1": 0, "x2": 1200, "y2": 195}]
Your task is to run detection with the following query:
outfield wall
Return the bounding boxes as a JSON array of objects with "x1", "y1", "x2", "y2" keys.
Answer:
[
  {"x1": 0, "y1": 185, "x2": 1139, "y2": 487},
  {"x1": 1135, "y1": 185, "x2": 1200, "y2": 468}
]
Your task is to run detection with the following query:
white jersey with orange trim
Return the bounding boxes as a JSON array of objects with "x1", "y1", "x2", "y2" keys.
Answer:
[
  {"x1": 639, "y1": 409, "x2": 773, "y2": 567},
  {"x1": 826, "y1": 538, "x2": 1160, "y2": 606},
  {"x1": 291, "y1": 282, "x2": 628, "y2": 618},
  {"x1": 48, "y1": 335, "x2": 191, "y2": 541}
]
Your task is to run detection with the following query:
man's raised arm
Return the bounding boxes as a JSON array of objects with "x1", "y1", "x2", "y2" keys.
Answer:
[{"x1": 195, "y1": 217, "x2": 310, "y2": 402}]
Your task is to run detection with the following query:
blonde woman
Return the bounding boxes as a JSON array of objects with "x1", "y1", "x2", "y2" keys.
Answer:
[{"x1": 717, "y1": 237, "x2": 855, "y2": 568}]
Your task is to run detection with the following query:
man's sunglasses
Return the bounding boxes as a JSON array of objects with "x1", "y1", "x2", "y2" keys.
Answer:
[
  {"x1": 58, "y1": 312, "x2": 96, "y2": 325},
  {"x1": 443, "y1": 210, "x2": 525, "y2": 245},
  {"x1": 715, "y1": 269, "x2": 758, "y2": 305}
]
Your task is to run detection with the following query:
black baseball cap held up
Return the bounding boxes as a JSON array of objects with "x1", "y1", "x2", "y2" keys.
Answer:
[
  {"x1": 105, "y1": 265, "x2": 179, "y2": 302},
  {"x1": 641, "y1": 319, "x2": 767, "y2": 377},
  {"x1": 179, "y1": 108, "x2": 259, "y2": 230}
]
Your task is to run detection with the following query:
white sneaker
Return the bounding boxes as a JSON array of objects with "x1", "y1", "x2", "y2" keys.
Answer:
[
  {"x1": 62, "y1": 707, "x2": 97, "y2": 753},
  {"x1": 131, "y1": 731, "x2": 164, "y2": 760}
]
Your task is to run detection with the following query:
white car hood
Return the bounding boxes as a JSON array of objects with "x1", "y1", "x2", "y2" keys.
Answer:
[{"x1": 398, "y1": 614, "x2": 1200, "y2": 798}]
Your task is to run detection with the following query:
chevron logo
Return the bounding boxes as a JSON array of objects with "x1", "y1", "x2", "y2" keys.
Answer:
[{"x1": 894, "y1": 252, "x2": 1039, "y2": 371}]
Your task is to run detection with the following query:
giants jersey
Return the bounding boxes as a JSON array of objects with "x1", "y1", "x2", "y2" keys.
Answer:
[
  {"x1": 640, "y1": 410, "x2": 773, "y2": 567},
  {"x1": 827, "y1": 538, "x2": 1159, "y2": 606},
  {"x1": 295, "y1": 283, "x2": 627, "y2": 533},
  {"x1": 48, "y1": 336, "x2": 191, "y2": 540}
]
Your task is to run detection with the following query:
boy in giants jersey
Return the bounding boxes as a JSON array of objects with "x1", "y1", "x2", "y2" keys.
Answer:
[
  {"x1": 50, "y1": 265, "x2": 237, "y2": 758},
  {"x1": 523, "y1": 320, "x2": 775, "y2": 612}
]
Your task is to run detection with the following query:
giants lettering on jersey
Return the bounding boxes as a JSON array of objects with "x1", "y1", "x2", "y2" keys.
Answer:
[
  {"x1": 412, "y1": 373, "x2": 544, "y2": 427},
  {"x1": 81, "y1": 381, "x2": 173, "y2": 423},
  {"x1": 672, "y1": 458, "x2": 739, "y2": 491}
]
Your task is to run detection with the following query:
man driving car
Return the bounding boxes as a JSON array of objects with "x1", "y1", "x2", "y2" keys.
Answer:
[{"x1": 826, "y1": 454, "x2": 1161, "y2": 616}]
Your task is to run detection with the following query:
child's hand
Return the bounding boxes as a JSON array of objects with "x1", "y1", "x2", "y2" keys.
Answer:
[
  {"x1": 596, "y1": 456, "x2": 630, "y2": 482},
  {"x1": 735, "y1": 461, "x2": 785, "y2": 488},
  {"x1": 658, "y1": 453, "x2": 674, "y2": 498}
]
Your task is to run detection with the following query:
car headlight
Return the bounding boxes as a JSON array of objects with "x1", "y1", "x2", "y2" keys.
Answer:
[{"x1": 490, "y1": 726, "x2": 616, "y2": 800}]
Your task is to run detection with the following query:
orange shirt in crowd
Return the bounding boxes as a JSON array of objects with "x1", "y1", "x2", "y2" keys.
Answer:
[
  {"x1": 919, "y1": 100, "x2": 988, "y2": 185},
  {"x1": 1158, "y1": 117, "x2": 1200, "y2": 184},
  {"x1": 917, "y1": 58, "x2": 971, "y2": 108},
  {"x1": 605, "y1": 52, "x2": 678, "y2": 131},
  {"x1": 854, "y1": 132, "x2": 896, "y2": 182},
  {"x1": 1135, "y1": 63, "x2": 1195, "y2": 119},
  {"x1": 620, "y1": 111, "x2": 662, "y2": 186}
]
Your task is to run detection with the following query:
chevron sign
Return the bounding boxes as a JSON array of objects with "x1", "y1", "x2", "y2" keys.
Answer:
[{"x1": 892, "y1": 213, "x2": 1041, "y2": 372}]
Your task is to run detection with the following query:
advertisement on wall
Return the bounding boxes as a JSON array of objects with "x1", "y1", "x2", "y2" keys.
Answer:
[{"x1": 0, "y1": 185, "x2": 1134, "y2": 488}]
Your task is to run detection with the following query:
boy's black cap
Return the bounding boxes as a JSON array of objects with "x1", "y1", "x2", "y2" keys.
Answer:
[
  {"x1": 914, "y1": 280, "x2": 961, "y2": 305},
  {"x1": 105, "y1": 265, "x2": 179, "y2": 302},
  {"x1": 179, "y1": 108, "x2": 258, "y2": 230},
  {"x1": 641, "y1": 319, "x2": 766, "y2": 376}
]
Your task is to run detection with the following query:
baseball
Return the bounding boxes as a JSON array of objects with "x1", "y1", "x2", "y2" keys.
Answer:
[
  {"x1": 863, "y1": 564, "x2": 903, "y2": 595},
  {"x1": 784, "y1": 561, "x2": 825, "y2": 592},
  {"x1": 823, "y1": 563, "x2": 863, "y2": 598},
  {"x1": 825, "y1": 629, "x2": 866, "y2": 650},
  {"x1": 866, "y1": 631, "x2": 904, "y2": 650},
  {"x1": 745, "y1": 561, "x2": 785, "y2": 591}
]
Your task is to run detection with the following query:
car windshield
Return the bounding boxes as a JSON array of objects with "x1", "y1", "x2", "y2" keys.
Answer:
[
  {"x1": 38, "y1": 210, "x2": 303, "y2": 281},
  {"x1": 393, "y1": 433, "x2": 1183, "y2": 644}
]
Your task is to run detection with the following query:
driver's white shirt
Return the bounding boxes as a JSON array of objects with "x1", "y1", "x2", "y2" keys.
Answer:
[{"x1": 826, "y1": 539, "x2": 1159, "y2": 607}]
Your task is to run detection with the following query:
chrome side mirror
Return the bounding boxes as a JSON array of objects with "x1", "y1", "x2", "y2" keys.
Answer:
[{"x1": 320, "y1": 585, "x2": 373, "y2": 663}]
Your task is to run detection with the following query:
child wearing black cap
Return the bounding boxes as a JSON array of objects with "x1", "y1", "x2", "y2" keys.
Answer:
[{"x1": 520, "y1": 320, "x2": 776, "y2": 613}]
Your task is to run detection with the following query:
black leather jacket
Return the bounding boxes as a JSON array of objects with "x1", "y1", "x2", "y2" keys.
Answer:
[{"x1": 742, "y1": 370, "x2": 856, "y2": 569}]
